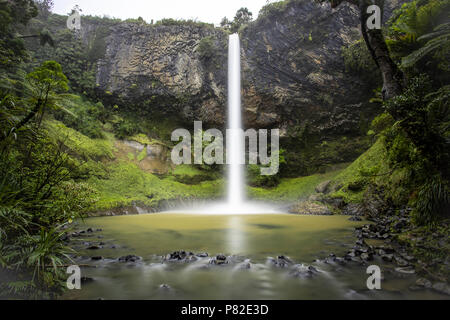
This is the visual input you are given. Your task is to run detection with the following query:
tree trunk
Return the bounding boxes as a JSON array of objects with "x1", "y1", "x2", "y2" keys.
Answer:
[
  {"x1": 0, "y1": 98, "x2": 42, "y2": 143},
  {"x1": 358, "y1": 0, "x2": 404, "y2": 100}
]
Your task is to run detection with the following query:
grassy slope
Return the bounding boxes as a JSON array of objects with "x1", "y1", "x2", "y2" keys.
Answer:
[
  {"x1": 328, "y1": 139, "x2": 386, "y2": 203},
  {"x1": 46, "y1": 118, "x2": 350, "y2": 211},
  {"x1": 46, "y1": 119, "x2": 223, "y2": 211},
  {"x1": 327, "y1": 138, "x2": 411, "y2": 205},
  {"x1": 248, "y1": 168, "x2": 344, "y2": 202}
]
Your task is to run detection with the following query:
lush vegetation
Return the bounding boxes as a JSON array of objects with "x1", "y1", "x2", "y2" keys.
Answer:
[
  {"x1": 220, "y1": 7, "x2": 254, "y2": 33},
  {"x1": 334, "y1": 0, "x2": 449, "y2": 226},
  {"x1": 0, "y1": 0, "x2": 223, "y2": 298},
  {"x1": 0, "y1": 0, "x2": 448, "y2": 298}
]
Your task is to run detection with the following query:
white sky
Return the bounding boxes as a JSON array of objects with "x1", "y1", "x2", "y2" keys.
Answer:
[{"x1": 52, "y1": 0, "x2": 278, "y2": 25}]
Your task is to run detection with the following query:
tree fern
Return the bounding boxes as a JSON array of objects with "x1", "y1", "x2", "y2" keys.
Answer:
[{"x1": 402, "y1": 22, "x2": 450, "y2": 68}]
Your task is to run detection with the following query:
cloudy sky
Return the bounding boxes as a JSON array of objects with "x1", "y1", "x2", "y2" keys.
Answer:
[{"x1": 53, "y1": 0, "x2": 277, "y2": 25}]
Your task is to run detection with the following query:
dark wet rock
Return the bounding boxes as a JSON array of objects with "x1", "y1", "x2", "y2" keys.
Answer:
[
  {"x1": 308, "y1": 193, "x2": 324, "y2": 202},
  {"x1": 350, "y1": 256, "x2": 364, "y2": 264},
  {"x1": 432, "y1": 282, "x2": 450, "y2": 296},
  {"x1": 401, "y1": 254, "x2": 416, "y2": 262},
  {"x1": 290, "y1": 264, "x2": 319, "y2": 278},
  {"x1": 315, "y1": 180, "x2": 331, "y2": 194},
  {"x1": 360, "y1": 252, "x2": 373, "y2": 261},
  {"x1": 334, "y1": 257, "x2": 347, "y2": 265},
  {"x1": 185, "y1": 255, "x2": 198, "y2": 262},
  {"x1": 394, "y1": 267, "x2": 415, "y2": 275},
  {"x1": 323, "y1": 196, "x2": 345, "y2": 209},
  {"x1": 347, "y1": 181, "x2": 364, "y2": 192},
  {"x1": 376, "y1": 245, "x2": 395, "y2": 254},
  {"x1": 166, "y1": 250, "x2": 190, "y2": 261},
  {"x1": 118, "y1": 255, "x2": 142, "y2": 263},
  {"x1": 394, "y1": 255, "x2": 409, "y2": 267},
  {"x1": 81, "y1": 276, "x2": 94, "y2": 284},
  {"x1": 342, "y1": 203, "x2": 364, "y2": 216},
  {"x1": 87, "y1": 228, "x2": 94, "y2": 233},
  {"x1": 238, "y1": 260, "x2": 252, "y2": 269},
  {"x1": 415, "y1": 278, "x2": 432, "y2": 289},
  {"x1": 159, "y1": 284, "x2": 172, "y2": 291},
  {"x1": 91, "y1": 256, "x2": 103, "y2": 261},
  {"x1": 267, "y1": 255, "x2": 292, "y2": 268},
  {"x1": 322, "y1": 255, "x2": 346, "y2": 265},
  {"x1": 196, "y1": 252, "x2": 209, "y2": 258},
  {"x1": 210, "y1": 254, "x2": 228, "y2": 265},
  {"x1": 381, "y1": 254, "x2": 394, "y2": 262},
  {"x1": 87, "y1": 245, "x2": 100, "y2": 250},
  {"x1": 349, "y1": 216, "x2": 362, "y2": 221},
  {"x1": 408, "y1": 285, "x2": 424, "y2": 291}
]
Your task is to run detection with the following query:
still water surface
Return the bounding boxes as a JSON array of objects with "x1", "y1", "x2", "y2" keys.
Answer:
[{"x1": 63, "y1": 213, "x2": 447, "y2": 300}]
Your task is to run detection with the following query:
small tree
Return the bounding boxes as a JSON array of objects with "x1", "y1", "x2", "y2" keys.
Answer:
[
  {"x1": 34, "y1": 0, "x2": 54, "y2": 19},
  {"x1": 220, "y1": 17, "x2": 231, "y2": 30},
  {"x1": 231, "y1": 7, "x2": 253, "y2": 33},
  {"x1": 328, "y1": 0, "x2": 404, "y2": 100},
  {"x1": 1, "y1": 61, "x2": 69, "y2": 142}
]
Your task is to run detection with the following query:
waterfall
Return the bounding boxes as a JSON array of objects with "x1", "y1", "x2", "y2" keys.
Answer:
[
  {"x1": 163, "y1": 34, "x2": 278, "y2": 214},
  {"x1": 227, "y1": 34, "x2": 244, "y2": 207}
]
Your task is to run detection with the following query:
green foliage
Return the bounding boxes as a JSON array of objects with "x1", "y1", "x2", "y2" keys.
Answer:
[
  {"x1": 230, "y1": 7, "x2": 253, "y2": 33},
  {"x1": 249, "y1": 167, "x2": 344, "y2": 202},
  {"x1": 46, "y1": 120, "x2": 114, "y2": 160},
  {"x1": 247, "y1": 149, "x2": 286, "y2": 188},
  {"x1": 197, "y1": 36, "x2": 217, "y2": 62},
  {"x1": 259, "y1": 1, "x2": 289, "y2": 20},
  {"x1": 330, "y1": 139, "x2": 386, "y2": 204},
  {"x1": 0, "y1": 58, "x2": 98, "y2": 298},
  {"x1": 412, "y1": 175, "x2": 450, "y2": 225},
  {"x1": 52, "y1": 95, "x2": 105, "y2": 139},
  {"x1": 247, "y1": 164, "x2": 280, "y2": 188},
  {"x1": 89, "y1": 161, "x2": 222, "y2": 210},
  {"x1": 112, "y1": 117, "x2": 140, "y2": 139},
  {"x1": 387, "y1": 0, "x2": 450, "y2": 76},
  {"x1": 342, "y1": 39, "x2": 379, "y2": 76},
  {"x1": 26, "y1": 60, "x2": 68, "y2": 93},
  {"x1": 171, "y1": 164, "x2": 218, "y2": 185},
  {"x1": 370, "y1": 112, "x2": 395, "y2": 135},
  {"x1": 154, "y1": 18, "x2": 214, "y2": 28},
  {"x1": 384, "y1": 75, "x2": 449, "y2": 172},
  {"x1": 0, "y1": 0, "x2": 38, "y2": 71},
  {"x1": 402, "y1": 22, "x2": 450, "y2": 70}
]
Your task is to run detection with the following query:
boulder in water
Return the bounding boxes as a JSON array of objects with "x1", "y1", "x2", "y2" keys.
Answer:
[
  {"x1": 118, "y1": 255, "x2": 142, "y2": 263},
  {"x1": 290, "y1": 264, "x2": 319, "y2": 278}
]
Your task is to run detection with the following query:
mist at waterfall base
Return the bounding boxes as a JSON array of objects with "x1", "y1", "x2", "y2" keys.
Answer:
[{"x1": 165, "y1": 34, "x2": 278, "y2": 215}]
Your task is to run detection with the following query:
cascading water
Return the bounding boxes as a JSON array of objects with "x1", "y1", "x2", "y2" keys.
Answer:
[
  {"x1": 165, "y1": 34, "x2": 277, "y2": 214},
  {"x1": 227, "y1": 34, "x2": 245, "y2": 207}
]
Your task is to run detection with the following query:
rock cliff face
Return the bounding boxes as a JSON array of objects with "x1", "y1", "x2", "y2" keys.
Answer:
[
  {"x1": 94, "y1": 0, "x2": 402, "y2": 137},
  {"x1": 96, "y1": 23, "x2": 229, "y2": 126}
]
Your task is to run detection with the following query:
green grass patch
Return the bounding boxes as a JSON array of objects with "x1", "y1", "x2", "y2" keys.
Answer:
[
  {"x1": 328, "y1": 139, "x2": 390, "y2": 203},
  {"x1": 46, "y1": 120, "x2": 114, "y2": 160},
  {"x1": 248, "y1": 168, "x2": 344, "y2": 202},
  {"x1": 88, "y1": 161, "x2": 223, "y2": 211}
]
